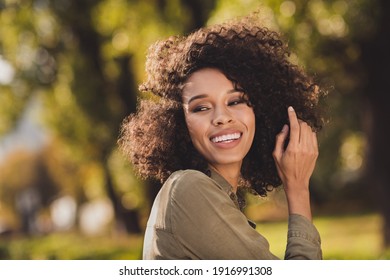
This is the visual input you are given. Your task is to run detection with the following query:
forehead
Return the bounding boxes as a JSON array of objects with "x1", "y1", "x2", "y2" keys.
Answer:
[{"x1": 182, "y1": 68, "x2": 234, "y2": 97}]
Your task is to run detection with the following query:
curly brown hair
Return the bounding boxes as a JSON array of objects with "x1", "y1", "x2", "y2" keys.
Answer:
[{"x1": 119, "y1": 17, "x2": 325, "y2": 196}]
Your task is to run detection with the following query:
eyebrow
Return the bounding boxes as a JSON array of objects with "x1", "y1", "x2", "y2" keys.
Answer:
[
  {"x1": 187, "y1": 94, "x2": 207, "y2": 105},
  {"x1": 187, "y1": 89, "x2": 240, "y2": 105}
]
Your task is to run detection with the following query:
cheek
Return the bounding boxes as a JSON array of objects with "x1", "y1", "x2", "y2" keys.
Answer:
[
  {"x1": 238, "y1": 108, "x2": 256, "y2": 133},
  {"x1": 185, "y1": 115, "x2": 207, "y2": 143},
  {"x1": 248, "y1": 111, "x2": 256, "y2": 134},
  {"x1": 241, "y1": 109, "x2": 256, "y2": 145}
]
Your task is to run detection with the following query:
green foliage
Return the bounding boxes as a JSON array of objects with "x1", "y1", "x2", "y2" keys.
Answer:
[
  {"x1": 0, "y1": 0, "x2": 218, "y2": 234},
  {"x1": 108, "y1": 149, "x2": 145, "y2": 211},
  {"x1": 0, "y1": 233, "x2": 143, "y2": 260}
]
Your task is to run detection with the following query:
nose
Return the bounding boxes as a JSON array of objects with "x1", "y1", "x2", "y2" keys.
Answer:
[{"x1": 212, "y1": 106, "x2": 233, "y2": 126}]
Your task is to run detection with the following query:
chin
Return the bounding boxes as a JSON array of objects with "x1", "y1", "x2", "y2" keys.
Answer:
[{"x1": 209, "y1": 156, "x2": 245, "y2": 166}]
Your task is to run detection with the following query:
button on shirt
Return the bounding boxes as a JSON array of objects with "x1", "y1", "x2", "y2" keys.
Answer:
[{"x1": 142, "y1": 169, "x2": 322, "y2": 259}]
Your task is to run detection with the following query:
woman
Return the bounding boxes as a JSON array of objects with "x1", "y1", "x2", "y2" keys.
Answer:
[{"x1": 119, "y1": 17, "x2": 325, "y2": 259}]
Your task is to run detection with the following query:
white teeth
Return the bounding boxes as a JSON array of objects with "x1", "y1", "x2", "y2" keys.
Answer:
[{"x1": 211, "y1": 133, "x2": 241, "y2": 143}]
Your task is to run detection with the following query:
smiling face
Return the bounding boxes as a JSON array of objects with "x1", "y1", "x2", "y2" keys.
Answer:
[{"x1": 182, "y1": 68, "x2": 255, "y2": 175}]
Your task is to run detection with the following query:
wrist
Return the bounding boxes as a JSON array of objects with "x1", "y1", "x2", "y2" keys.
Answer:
[{"x1": 284, "y1": 187, "x2": 312, "y2": 221}]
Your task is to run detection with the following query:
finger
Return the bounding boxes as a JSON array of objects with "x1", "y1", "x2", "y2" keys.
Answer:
[
  {"x1": 312, "y1": 131, "x2": 319, "y2": 154},
  {"x1": 298, "y1": 120, "x2": 311, "y2": 146},
  {"x1": 300, "y1": 122, "x2": 318, "y2": 153},
  {"x1": 287, "y1": 106, "x2": 300, "y2": 145},
  {"x1": 273, "y1": 124, "x2": 289, "y2": 160},
  {"x1": 301, "y1": 125, "x2": 319, "y2": 155}
]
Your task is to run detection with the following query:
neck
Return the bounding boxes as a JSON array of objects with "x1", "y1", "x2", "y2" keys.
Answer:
[{"x1": 208, "y1": 163, "x2": 241, "y2": 192}]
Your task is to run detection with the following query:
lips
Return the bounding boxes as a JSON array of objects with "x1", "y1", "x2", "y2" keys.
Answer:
[{"x1": 210, "y1": 132, "x2": 242, "y2": 143}]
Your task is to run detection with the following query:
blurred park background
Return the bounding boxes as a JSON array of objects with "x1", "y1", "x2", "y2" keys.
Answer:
[{"x1": 0, "y1": 0, "x2": 390, "y2": 260}]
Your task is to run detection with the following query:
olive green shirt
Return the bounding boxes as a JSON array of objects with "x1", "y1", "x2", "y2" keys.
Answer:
[{"x1": 143, "y1": 169, "x2": 322, "y2": 260}]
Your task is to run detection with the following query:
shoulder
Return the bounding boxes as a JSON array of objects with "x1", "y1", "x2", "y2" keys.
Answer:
[
  {"x1": 168, "y1": 169, "x2": 211, "y2": 186},
  {"x1": 164, "y1": 169, "x2": 224, "y2": 203}
]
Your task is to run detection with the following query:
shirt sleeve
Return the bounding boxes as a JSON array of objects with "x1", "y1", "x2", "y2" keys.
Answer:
[
  {"x1": 285, "y1": 214, "x2": 322, "y2": 259},
  {"x1": 169, "y1": 170, "x2": 322, "y2": 260}
]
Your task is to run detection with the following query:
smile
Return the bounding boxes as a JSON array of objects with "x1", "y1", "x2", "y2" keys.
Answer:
[{"x1": 210, "y1": 133, "x2": 242, "y2": 143}]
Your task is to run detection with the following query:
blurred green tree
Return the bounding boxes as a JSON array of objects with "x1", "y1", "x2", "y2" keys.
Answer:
[
  {"x1": 0, "y1": 0, "x2": 216, "y2": 234},
  {"x1": 0, "y1": 148, "x2": 58, "y2": 234}
]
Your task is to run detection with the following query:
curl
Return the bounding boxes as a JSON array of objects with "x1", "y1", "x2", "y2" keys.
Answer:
[{"x1": 119, "y1": 16, "x2": 326, "y2": 196}]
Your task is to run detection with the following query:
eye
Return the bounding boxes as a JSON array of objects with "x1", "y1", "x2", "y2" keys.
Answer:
[
  {"x1": 192, "y1": 105, "x2": 210, "y2": 113},
  {"x1": 229, "y1": 92, "x2": 252, "y2": 107},
  {"x1": 228, "y1": 98, "x2": 245, "y2": 106}
]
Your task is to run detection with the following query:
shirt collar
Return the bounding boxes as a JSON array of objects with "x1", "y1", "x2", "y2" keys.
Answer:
[
  {"x1": 207, "y1": 168, "x2": 243, "y2": 210},
  {"x1": 206, "y1": 168, "x2": 255, "y2": 228},
  {"x1": 208, "y1": 168, "x2": 234, "y2": 194}
]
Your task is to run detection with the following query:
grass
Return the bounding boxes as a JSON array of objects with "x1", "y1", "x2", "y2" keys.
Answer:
[
  {"x1": 259, "y1": 213, "x2": 387, "y2": 259},
  {"x1": 0, "y1": 232, "x2": 143, "y2": 260},
  {"x1": 0, "y1": 213, "x2": 387, "y2": 260}
]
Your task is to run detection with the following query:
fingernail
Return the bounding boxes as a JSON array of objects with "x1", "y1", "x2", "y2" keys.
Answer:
[
  {"x1": 288, "y1": 106, "x2": 294, "y2": 112},
  {"x1": 281, "y1": 124, "x2": 288, "y2": 132}
]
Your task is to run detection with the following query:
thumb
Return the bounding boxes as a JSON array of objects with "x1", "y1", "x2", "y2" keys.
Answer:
[{"x1": 273, "y1": 124, "x2": 289, "y2": 160}]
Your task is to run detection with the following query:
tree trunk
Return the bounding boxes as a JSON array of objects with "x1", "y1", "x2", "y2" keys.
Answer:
[
  {"x1": 102, "y1": 161, "x2": 142, "y2": 234},
  {"x1": 360, "y1": 0, "x2": 390, "y2": 247},
  {"x1": 52, "y1": 0, "x2": 143, "y2": 234}
]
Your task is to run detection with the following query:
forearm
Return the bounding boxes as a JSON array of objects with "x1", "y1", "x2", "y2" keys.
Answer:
[{"x1": 284, "y1": 185, "x2": 312, "y2": 221}]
